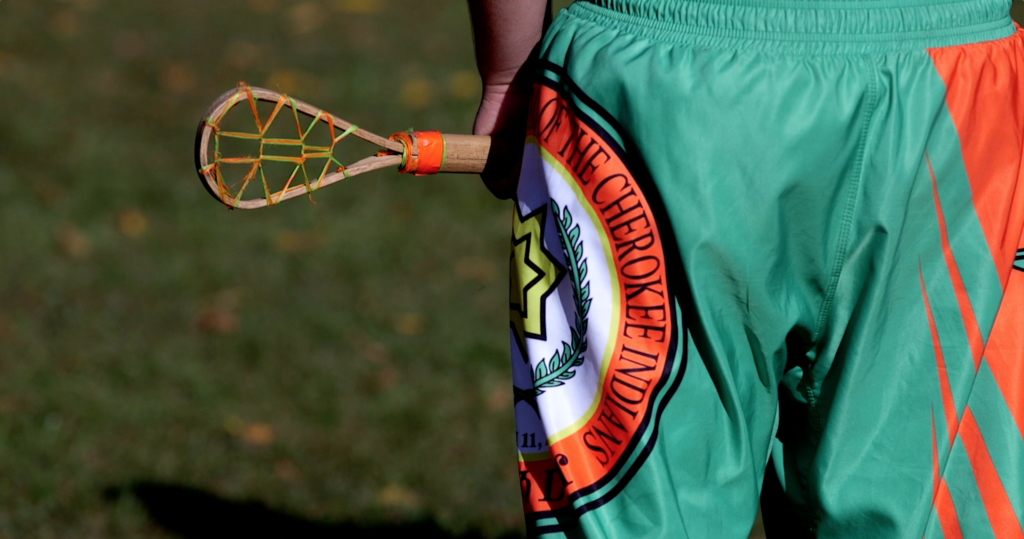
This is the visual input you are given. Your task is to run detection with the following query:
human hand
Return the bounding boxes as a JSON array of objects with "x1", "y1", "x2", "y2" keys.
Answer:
[
  {"x1": 467, "y1": 0, "x2": 548, "y2": 200},
  {"x1": 474, "y1": 79, "x2": 533, "y2": 199}
]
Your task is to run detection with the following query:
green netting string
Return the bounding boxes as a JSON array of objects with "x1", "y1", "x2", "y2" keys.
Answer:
[{"x1": 199, "y1": 85, "x2": 358, "y2": 207}]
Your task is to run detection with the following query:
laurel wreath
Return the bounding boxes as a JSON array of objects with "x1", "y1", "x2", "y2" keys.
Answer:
[{"x1": 531, "y1": 201, "x2": 592, "y2": 396}]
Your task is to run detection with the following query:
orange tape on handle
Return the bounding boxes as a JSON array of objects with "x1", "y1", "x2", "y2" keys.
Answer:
[
  {"x1": 412, "y1": 131, "x2": 445, "y2": 176},
  {"x1": 389, "y1": 131, "x2": 446, "y2": 175},
  {"x1": 389, "y1": 132, "x2": 417, "y2": 174}
]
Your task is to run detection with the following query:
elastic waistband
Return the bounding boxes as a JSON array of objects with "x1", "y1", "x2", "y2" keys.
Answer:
[{"x1": 570, "y1": 0, "x2": 1016, "y2": 53}]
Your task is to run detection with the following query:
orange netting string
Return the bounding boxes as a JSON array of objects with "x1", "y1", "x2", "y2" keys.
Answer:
[{"x1": 198, "y1": 84, "x2": 358, "y2": 207}]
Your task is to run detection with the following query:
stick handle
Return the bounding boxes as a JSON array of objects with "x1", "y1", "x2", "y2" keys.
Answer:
[{"x1": 439, "y1": 134, "x2": 491, "y2": 174}]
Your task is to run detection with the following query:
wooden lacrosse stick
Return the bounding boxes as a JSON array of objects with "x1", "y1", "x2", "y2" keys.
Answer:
[{"x1": 195, "y1": 84, "x2": 492, "y2": 209}]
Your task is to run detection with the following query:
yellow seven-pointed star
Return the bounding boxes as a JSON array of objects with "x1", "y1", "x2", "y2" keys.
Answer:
[{"x1": 510, "y1": 203, "x2": 566, "y2": 352}]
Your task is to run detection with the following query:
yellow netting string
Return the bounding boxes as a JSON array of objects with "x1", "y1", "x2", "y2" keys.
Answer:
[{"x1": 199, "y1": 84, "x2": 358, "y2": 207}]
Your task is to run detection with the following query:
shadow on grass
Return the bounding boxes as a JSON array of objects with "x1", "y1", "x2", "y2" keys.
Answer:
[{"x1": 105, "y1": 482, "x2": 522, "y2": 539}]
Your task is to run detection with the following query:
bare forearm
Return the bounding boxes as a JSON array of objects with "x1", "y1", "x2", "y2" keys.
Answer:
[
  {"x1": 467, "y1": 0, "x2": 550, "y2": 198},
  {"x1": 468, "y1": 0, "x2": 549, "y2": 86}
]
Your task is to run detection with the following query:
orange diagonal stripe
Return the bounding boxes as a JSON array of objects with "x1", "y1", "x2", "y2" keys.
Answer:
[
  {"x1": 935, "y1": 477, "x2": 965, "y2": 539},
  {"x1": 961, "y1": 408, "x2": 1024, "y2": 539},
  {"x1": 928, "y1": 45, "x2": 1024, "y2": 290},
  {"x1": 979, "y1": 274, "x2": 1024, "y2": 443},
  {"x1": 927, "y1": 153, "x2": 985, "y2": 371},
  {"x1": 921, "y1": 267, "x2": 960, "y2": 445}
]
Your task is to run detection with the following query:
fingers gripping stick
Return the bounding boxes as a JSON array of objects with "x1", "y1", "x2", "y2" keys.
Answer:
[{"x1": 195, "y1": 84, "x2": 492, "y2": 209}]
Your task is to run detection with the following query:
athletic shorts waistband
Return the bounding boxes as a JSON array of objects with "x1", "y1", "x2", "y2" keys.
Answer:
[{"x1": 569, "y1": 0, "x2": 1016, "y2": 53}]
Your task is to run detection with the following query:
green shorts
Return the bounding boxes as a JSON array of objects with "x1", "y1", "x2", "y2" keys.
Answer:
[{"x1": 507, "y1": 0, "x2": 1024, "y2": 536}]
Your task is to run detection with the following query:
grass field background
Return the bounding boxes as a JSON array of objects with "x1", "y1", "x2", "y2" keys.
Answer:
[
  {"x1": 0, "y1": 0, "x2": 545, "y2": 537},
  {"x1": 2, "y1": 1, "x2": 1023, "y2": 538}
]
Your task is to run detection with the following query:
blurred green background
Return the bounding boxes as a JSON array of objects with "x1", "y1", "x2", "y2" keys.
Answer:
[
  {"x1": 1, "y1": 1, "x2": 1023, "y2": 538},
  {"x1": 0, "y1": 0, "x2": 551, "y2": 537}
]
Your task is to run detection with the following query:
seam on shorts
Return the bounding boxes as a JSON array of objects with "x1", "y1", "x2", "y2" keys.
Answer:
[{"x1": 805, "y1": 55, "x2": 879, "y2": 435}]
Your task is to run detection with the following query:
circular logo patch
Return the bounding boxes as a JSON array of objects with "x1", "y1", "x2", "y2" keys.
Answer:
[{"x1": 510, "y1": 78, "x2": 682, "y2": 525}]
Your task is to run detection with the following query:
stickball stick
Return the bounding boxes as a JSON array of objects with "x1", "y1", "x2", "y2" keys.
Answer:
[{"x1": 195, "y1": 83, "x2": 492, "y2": 209}]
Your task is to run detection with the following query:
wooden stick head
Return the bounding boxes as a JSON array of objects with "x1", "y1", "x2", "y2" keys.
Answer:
[{"x1": 194, "y1": 84, "x2": 403, "y2": 209}]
